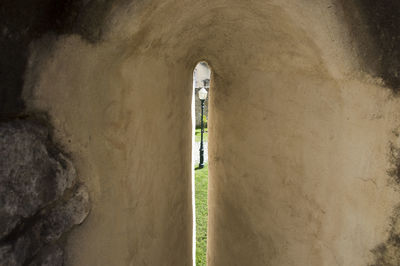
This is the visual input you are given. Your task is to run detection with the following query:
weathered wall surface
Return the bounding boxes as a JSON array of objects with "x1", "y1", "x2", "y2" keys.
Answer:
[
  {"x1": 0, "y1": 0, "x2": 115, "y2": 117},
  {"x1": 13, "y1": 0, "x2": 400, "y2": 265},
  {"x1": 0, "y1": 119, "x2": 90, "y2": 265},
  {"x1": 206, "y1": 2, "x2": 400, "y2": 263},
  {"x1": 24, "y1": 39, "x2": 194, "y2": 265}
]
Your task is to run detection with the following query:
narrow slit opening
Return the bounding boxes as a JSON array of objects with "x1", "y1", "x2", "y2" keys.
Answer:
[{"x1": 192, "y1": 61, "x2": 211, "y2": 266}]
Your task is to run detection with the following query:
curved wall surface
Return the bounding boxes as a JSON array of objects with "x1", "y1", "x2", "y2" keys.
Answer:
[{"x1": 22, "y1": 0, "x2": 400, "y2": 265}]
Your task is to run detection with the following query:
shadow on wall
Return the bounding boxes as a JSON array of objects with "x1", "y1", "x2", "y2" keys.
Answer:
[
  {"x1": 339, "y1": 0, "x2": 400, "y2": 93},
  {"x1": 0, "y1": 0, "x2": 114, "y2": 116},
  {"x1": 338, "y1": 1, "x2": 400, "y2": 263}
]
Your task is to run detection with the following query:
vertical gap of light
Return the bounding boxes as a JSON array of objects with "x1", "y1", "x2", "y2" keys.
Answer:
[{"x1": 191, "y1": 68, "x2": 197, "y2": 266}]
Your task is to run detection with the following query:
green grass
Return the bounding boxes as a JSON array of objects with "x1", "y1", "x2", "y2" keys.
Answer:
[
  {"x1": 195, "y1": 163, "x2": 208, "y2": 266},
  {"x1": 195, "y1": 128, "x2": 208, "y2": 142}
]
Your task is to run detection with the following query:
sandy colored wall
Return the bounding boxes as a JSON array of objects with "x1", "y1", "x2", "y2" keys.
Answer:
[{"x1": 22, "y1": 0, "x2": 400, "y2": 265}]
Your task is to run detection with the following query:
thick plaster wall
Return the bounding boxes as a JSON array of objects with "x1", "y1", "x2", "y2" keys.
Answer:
[{"x1": 22, "y1": 0, "x2": 400, "y2": 265}]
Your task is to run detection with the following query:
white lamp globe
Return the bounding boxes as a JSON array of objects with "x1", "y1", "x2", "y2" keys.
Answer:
[{"x1": 198, "y1": 87, "x2": 208, "y2": 100}]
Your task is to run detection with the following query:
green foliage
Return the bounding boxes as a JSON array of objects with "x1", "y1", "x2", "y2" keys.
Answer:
[
  {"x1": 195, "y1": 128, "x2": 208, "y2": 142},
  {"x1": 203, "y1": 115, "x2": 208, "y2": 128},
  {"x1": 195, "y1": 164, "x2": 208, "y2": 266}
]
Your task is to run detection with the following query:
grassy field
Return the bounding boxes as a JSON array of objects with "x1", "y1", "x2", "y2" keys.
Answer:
[
  {"x1": 195, "y1": 164, "x2": 208, "y2": 266},
  {"x1": 195, "y1": 128, "x2": 208, "y2": 142}
]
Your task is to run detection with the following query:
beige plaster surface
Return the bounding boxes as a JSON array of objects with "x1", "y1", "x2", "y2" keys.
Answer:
[{"x1": 24, "y1": 0, "x2": 400, "y2": 265}]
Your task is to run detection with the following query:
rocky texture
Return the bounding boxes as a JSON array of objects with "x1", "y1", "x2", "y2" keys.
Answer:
[
  {"x1": 29, "y1": 245, "x2": 64, "y2": 266},
  {"x1": 0, "y1": 120, "x2": 90, "y2": 265},
  {"x1": 0, "y1": 120, "x2": 76, "y2": 239}
]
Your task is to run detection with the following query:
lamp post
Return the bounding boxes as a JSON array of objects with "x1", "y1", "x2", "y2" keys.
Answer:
[{"x1": 198, "y1": 85, "x2": 208, "y2": 169}]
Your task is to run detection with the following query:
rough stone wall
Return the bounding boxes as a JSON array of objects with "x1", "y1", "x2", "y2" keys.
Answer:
[
  {"x1": 0, "y1": 1, "x2": 97, "y2": 264},
  {"x1": 4, "y1": 0, "x2": 400, "y2": 265},
  {"x1": 0, "y1": 119, "x2": 90, "y2": 265}
]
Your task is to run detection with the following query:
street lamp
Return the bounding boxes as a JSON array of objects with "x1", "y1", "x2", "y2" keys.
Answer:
[{"x1": 198, "y1": 85, "x2": 208, "y2": 169}]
